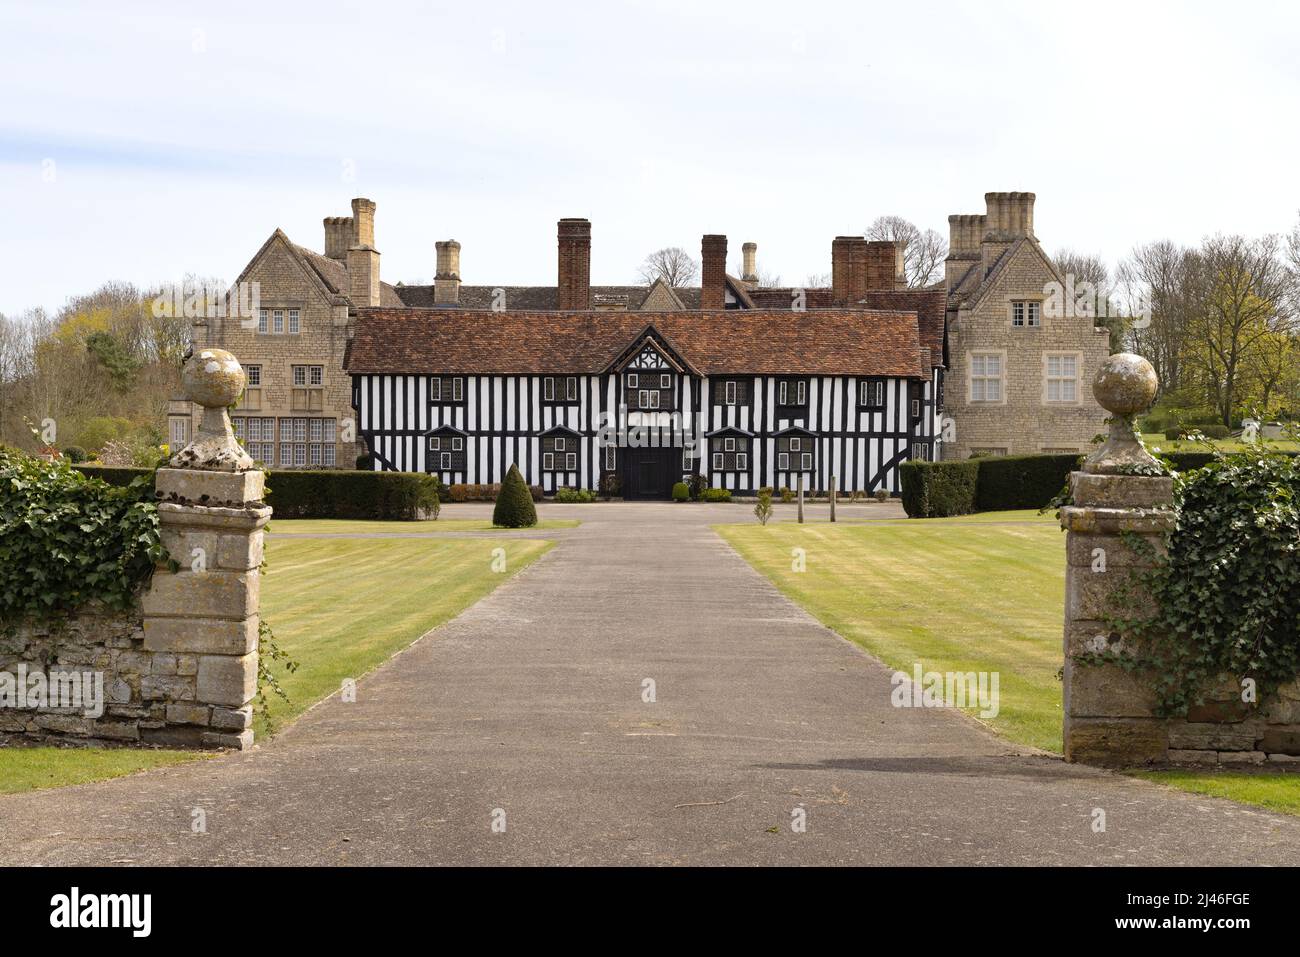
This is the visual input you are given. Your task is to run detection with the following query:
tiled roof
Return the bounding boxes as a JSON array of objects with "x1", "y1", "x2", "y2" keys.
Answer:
[
  {"x1": 346, "y1": 308, "x2": 925, "y2": 378},
  {"x1": 394, "y1": 283, "x2": 714, "y2": 311},
  {"x1": 746, "y1": 286, "x2": 946, "y2": 369}
]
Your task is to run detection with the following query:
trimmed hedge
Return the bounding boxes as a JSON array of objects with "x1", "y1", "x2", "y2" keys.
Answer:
[
  {"x1": 700, "y1": 488, "x2": 732, "y2": 502},
  {"x1": 899, "y1": 459, "x2": 979, "y2": 518},
  {"x1": 974, "y1": 454, "x2": 1083, "y2": 512},
  {"x1": 73, "y1": 465, "x2": 440, "y2": 520}
]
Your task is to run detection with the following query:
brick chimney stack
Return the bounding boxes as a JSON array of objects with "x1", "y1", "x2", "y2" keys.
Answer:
[
  {"x1": 864, "y1": 240, "x2": 905, "y2": 290},
  {"x1": 557, "y1": 218, "x2": 592, "y2": 310},
  {"x1": 434, "y1": 240, "x2": 461, "y2": 306},
  {"x1": 832, "y1": 236, "x2": 869, "y2": 304},
  {"x1": 324, "y1": 217, "x2": 353, "y2": 261},
  {"x1": 701, "y1": 234, "x2": 728, "y2": 310},
  {"x1": 346, "y1": 197, "x2": 380, "y2": 308},
  {"x1": 741, "y1": 242, "x2": 758, "y2": 286}
]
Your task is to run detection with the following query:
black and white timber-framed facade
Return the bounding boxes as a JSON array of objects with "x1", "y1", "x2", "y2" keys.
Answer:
[{"x1": 347, "y1": 308, "x2": 942, "y2": 499}]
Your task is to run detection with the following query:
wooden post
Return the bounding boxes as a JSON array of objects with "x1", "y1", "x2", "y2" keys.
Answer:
[
  {"x1": 830, "y1": 475, "x2": 837, "y2": 523},
  {"x1": 797, "y1": 473, "x2": 804, "y2": 524}
]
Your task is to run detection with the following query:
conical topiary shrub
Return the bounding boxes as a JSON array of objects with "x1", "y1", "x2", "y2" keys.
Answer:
[{"x1": 493, "y1": 463, "x2": 538, "y2": 528}]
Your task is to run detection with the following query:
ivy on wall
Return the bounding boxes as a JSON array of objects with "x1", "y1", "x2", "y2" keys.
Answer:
[
  {"x1": 0, "y1": 448, "x2": 171, "y2": 623},
  {"x1": 1092, "y1": 450, "x2": 1300, "y2": 715}
]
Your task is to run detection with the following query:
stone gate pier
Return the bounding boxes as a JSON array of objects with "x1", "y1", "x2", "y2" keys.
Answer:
[
  {"x1": 1, "y1": 348, "x2": 269, "y2": 750},
  {"x1": 1060, "y1": 353, "x2": 1300, "y2": 766}
]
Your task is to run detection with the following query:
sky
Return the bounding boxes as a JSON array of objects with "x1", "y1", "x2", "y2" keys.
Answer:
[{"x1": 2, "y1": 0, "x2": 1299, "y2": 316}]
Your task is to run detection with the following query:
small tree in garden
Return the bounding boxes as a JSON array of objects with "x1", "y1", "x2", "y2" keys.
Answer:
[
  {"x1": 493, "y1": 463, "x2": 537, "y2": 527},
  {"x1": 754, "y1": 486, "x2": 773, "y2": 525}
]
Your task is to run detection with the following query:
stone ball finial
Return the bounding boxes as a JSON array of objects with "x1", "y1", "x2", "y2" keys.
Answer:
[
  {"x1": 171, "y1": 348, "x2": 255, "y2": 472},
  {"x1": 182, "y1": 348, "x2": 246, "y2": 408},
  {"x1": 1092, "y1": 353, "x2": 1158, "y2": 419}
]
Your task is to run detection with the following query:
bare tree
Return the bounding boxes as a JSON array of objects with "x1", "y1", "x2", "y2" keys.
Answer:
[
  {"x1": 803, "y1": 272, "x2": 831, "y2": 288},
  {"x1": 637, "y1": 247, "x2": 699, "y2": 287},
  {"x1": 1118, "y1": 240, "x2": 1197, "y2": 395},
  {"x1": 865, "y1": 215, "x2": 947, "y2": 288}
]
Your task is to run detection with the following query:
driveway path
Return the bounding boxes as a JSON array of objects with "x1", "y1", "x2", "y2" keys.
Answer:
[{"x1": 2, "y1": 503, "x2": 1298, "y2": 865}]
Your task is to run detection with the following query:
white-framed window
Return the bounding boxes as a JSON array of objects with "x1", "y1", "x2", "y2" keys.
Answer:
[
  {"x1": 789, "y1": 437, "x2": 801, "y2": 452},
  {"x1": 245, "y1": 364, "x2": 261, "y2": 387},
  {"x1": 801, "y1": 452, "x2": 813, "y2": 470},
  {"x1": 627, "y1": 373, "x2": 638, "y2": 389},
  {"x1": 778, "y1": 452, "x2": 789, "y2": 470},
  {"x1": 566, "y1": 377, "x2": 578, "y2": 401},
  {"x1": 725, "y1": 380, "x2": 737, "y2": 405},
  {"x1": 554, "y1": 437, "x2": 566, "y2": 452},
  {"x1": 273, "y1": 309, "x2": 284, "y2": 334},
  {"x1": 638, "y1": 389, "x2": 650, "y2": 408},
  {"x1": 169, "y1": 418, "x2": 190, "y2": 447},
  {"x1": 912, "y1": 442, "x2": 930, "y2": 461},
  {"x1": 441, "y1": 452, "x2": 451, "y2": 469},
  {"x1": 605, "y1": 445, "x2": 616, "y2": 470},
  {"x1": 543, "y1": 377, "x2": 555, "y2": 401},
  {"x1": 288, "y1": 309, "x2": 300, "y2": 334},
  {"x1": 543, "y1": 452, "x2": 554, "y2": 471},
  {"x1": 970, "y1": 353, "x2": 1004, "y2": 402},
  {"x1": 431, "y1": 378, "x2": 441, "y2": 401},
  {"x1": 452, "y1": 378, "x2": 463, "y2": 401},
  {"x1": 660, "y1": 374, "x2": 671, "y2": 388},
  {"x1": 429, "y1": 436, "x2": 440, "y2": 451},
  {"x1": 712, "y1": 452, "x2": 724, "y2": 471},
  {"x1": 860, "y1": 380, "x2": 884, "y2": 407},
  {"x1": 452, "y1": 436, "x2": 463, "y2": 451},
  {"x1": 257, "y1": 309, "x2": 268, "y2": 333},
  {"x1": 780, "y1": 379, "x2": 807, "y2": 405},
  {"x1": 682, "y1": 448, "x2": 694, "y2": 470},
  {"x1": 1045, "y1": 353, "x2": 1080, "y2": 402},
  {"x1": 910, "y1": 398, "x2": 920, "y2": 418},
  {"x1": 724, "y1": 437, "x2": 736, "y2": 452},
  {"x1": 736, "y1": 452, "x2": 748, "y2": 470},
  {"x1": 565, "y1": 452, "x2": 577, "y2": 471},
  {"x1": 1012, "y1": 300, "x2": 1042, "y2": 327},
  {"x1": 309, "y1": 365, "x2": 323, "y2": 386}
]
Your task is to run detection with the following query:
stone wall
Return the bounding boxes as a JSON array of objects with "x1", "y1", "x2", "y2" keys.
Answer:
[{"x1": 1, "y1": 466, "x2": 269, "y2": 751}]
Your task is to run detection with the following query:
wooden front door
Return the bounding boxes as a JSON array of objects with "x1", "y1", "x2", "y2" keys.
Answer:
[{"x1": 626, "y1": 447, "x2": 676, "y2": 500}]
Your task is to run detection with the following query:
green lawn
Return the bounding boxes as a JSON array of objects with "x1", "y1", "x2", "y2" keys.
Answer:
[
  {"x1": 0, "y1": 747, "x2": 206, "y2": 796},
  {"x1": 267, "y1": 517, "x2": 578, "y2": 535},
  {"x1": 0, "y1": 533, "x2": 552, "y2": 793},
  {"x1": 1139, "y1": 433, "x2": 1299, "y2": 454},
  {"x1": 716, "y1": 511, "x2": 1066, "y2": 751},
  {"x1": 1132, "y1": 769, "x2": 1300, "y2": 817}
]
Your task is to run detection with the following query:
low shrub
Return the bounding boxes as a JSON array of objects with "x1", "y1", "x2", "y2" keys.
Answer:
[
  {"x1": 599, "y1": 472, "x2": 622, "y2": 500},
  {"x1": 61, "y1": 445, "x2": 87, "y2": 463},
  {"x1": 899, "y1": 459, "x2": 979, "y2": 518},
  {"x1": 779, "y1": 486, "x2": 793, "y2": 503},
  {"x1": 1165, "y1": 427, "x2": 1184, "y2": 441},
  {"x1": 1201, "y1": 424, "x2": 1231, "y2": 439},
  {"x1": 447, "y1": 483, "x2": 503, "y2": 502},
  {"x1": 493, "y1": 464, "x2": 537, "y2": 527},
  {"x1": 266, "y1": 470, "x2": 440, "y2": 520},
  {"x1": 688, "y1": 474, "x2": 708, "y2": 501},
  {"x1": 701, "y1": 488, "x2": 732, "y2": 502},
  {"x1": 554, "y1": 487, "x2": 595, "y2": 503},
  {"x1": 672, "y1": 481, "x2": 690, "y2": 502},
  {"x1": 973, "y1": 453, "x2": 1083, "y2": 512},
  {"x1": 874, "y1": 489, "x2": 889, "y2": 502},
  {"x1": 754, "y1": 487, "x2": 773, "y2": 525}
]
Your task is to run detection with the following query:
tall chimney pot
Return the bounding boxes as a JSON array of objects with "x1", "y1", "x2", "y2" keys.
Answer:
[
  {"x1": 741, "y1": 242, "x2": 758, "y2": 285},
  {"x1": 434, "y1": 240, "x2": 461, "y2": 306}
]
